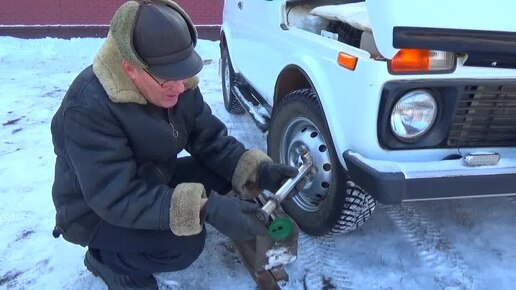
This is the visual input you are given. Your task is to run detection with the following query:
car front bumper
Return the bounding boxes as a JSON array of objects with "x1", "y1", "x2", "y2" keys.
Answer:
[{"x1": 343, "y1": 150, "x2": 516, "y2": 204}]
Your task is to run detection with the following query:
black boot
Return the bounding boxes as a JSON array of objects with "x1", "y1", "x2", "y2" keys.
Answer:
[{"x1": 84, "y1": 250, "x2": 158, "y2": 290}]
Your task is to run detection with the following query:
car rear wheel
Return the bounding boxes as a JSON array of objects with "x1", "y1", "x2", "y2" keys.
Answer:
[
  {"x1": 221, "y1": 45, "x2": 245, "y2": 114},
  {"x1": 268, "y1": 89, "x2": 376, "y2": 236}
]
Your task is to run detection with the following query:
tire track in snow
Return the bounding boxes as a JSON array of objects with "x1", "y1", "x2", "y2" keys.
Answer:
[
  {"x1": 297, "y1": 232, "x2": 353, "y2": 290},
  {"x1": 0, "y1": 259, "x2": 51, "y2": 290},
  {"x1": 319, "y1": 237, "x2": 353, "y2": 290},
  {"x1": 386, "y1": 205, "x2": 475, "y2": 290},
  {"x1": 0, "y1": 269, "x2": 34, "y2": 290}
]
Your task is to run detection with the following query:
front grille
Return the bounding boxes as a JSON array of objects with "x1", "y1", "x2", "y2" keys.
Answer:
[{"x1": 447, "y1": 84, "x2": 516, "y2": 147}]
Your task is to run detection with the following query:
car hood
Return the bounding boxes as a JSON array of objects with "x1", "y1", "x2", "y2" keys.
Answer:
[{"x1": 366, "y1": 0, "x2": 516, "y2": 59}]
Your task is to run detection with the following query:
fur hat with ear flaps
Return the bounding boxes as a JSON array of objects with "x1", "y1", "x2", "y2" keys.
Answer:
[{"x1": 93, "y1": 0, "x2": 200, "y2": 104}]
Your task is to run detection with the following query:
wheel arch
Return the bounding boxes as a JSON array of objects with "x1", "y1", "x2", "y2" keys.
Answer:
[
  {"x1": 273, "y1": 65, "x2": 335, "y2": 150},
  {"x1": 273, "y1": 65, "x2": 312, "y2": 108},
  {"x1": 219, "y1": 30, "x2": 228, "y2": 57},
  {"x1": 220, "y1": 27, "x2": 229, "y2": 44},
  {"x1": 274, "y1": 63, "x2": 352, "y2": 168},
  {"x1": 219, "y1": 30, "x2": 240, "y2": 75}
]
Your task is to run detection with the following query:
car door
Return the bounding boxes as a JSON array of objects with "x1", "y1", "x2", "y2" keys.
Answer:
[{"x1": 227, "y1": 0, "x2": 285, "y2": 101}]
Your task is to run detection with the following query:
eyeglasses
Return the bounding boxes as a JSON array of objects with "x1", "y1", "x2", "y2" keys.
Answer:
[{"x1": 143, "y1": 68, "x2": 173, "y2": 88}]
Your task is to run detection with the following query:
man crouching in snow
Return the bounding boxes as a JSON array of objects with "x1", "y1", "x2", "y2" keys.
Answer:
[{"x1": 50, "y1": 1, "x2": 298, "y2": 289}]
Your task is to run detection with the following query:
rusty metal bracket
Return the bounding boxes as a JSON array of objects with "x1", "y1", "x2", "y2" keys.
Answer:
[
  {"x1": 233, "y1": 154, "x2": 312, "y2": 289},
  {"x1": 232, "y1": 207, "x2": 299, "y2": 289}
]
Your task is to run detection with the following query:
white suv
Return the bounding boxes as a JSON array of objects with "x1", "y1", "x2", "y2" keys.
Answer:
[{"x1": 220, "y1": 0, "x2": 516, "y2": 236}]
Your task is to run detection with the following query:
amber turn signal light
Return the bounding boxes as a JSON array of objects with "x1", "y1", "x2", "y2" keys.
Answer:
[
  {"x1": 389, "y1": 49, "x2": 430, "y2": 72},
  {"x1": 389, "y1": 49, "x2": 455, "y2": 74},
  {"x1": 337, "y1": 52, "x2": 357, "y2": 71}
]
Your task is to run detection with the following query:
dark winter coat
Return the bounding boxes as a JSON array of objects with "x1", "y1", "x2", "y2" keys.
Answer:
[
  {"x1": 51, "y1": 65, "x2": 246, "y2": 246},
  {"x1": 50, "y1": 14, "x2": 272, "y2": 246}
]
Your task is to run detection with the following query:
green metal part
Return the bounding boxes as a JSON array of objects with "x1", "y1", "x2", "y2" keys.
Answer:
[{"x1": 268, "y1": 217, "x2": 294, "y2": 241}]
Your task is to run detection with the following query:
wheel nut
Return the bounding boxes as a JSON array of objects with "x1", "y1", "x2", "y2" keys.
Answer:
[{"x1": 299, "y1": 145, "x2": 308, "y2": 154}]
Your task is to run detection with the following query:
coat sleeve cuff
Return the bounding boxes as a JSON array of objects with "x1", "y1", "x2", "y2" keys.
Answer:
[
  {"x1": 169, "y1": 183, "x2": 206, "y2": 236},
  {"x1": 231, "y1": 149, "x2": 272, "y2": 200}
]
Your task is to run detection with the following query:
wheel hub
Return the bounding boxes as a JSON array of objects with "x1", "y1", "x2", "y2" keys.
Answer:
[{"x1": 280, "y1": 117, "x2": 333, "y2": 212}]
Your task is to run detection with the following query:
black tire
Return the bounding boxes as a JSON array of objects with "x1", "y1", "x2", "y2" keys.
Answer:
[
  {"x1": 268, "y1": 89, "x2": 376, "y2": 236},
  {"x1": 221, "y1": 45, "x2": 245, "y2": 114}
]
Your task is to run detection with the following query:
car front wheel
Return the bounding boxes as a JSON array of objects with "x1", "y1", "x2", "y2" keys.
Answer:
[{"x1": 267, "y1": 89, "x2": 376, "y2": 236}]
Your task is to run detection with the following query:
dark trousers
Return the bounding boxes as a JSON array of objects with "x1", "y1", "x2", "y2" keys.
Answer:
[{"x1": 89, "y1": 157, "x2": 231, "y2": 276}]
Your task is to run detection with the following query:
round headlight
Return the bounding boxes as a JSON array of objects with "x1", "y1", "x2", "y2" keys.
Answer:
[{"x1": 390, "y1": 90, "x2": 437, "y2": 140}]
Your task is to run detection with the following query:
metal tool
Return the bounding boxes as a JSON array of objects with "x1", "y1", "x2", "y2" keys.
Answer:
[
  {"x1": 232, "y1": 154, "x2": 312, "y2": 288},
  {"x1": 256, "y1": 152, "x2": 313, "y2": 223}
]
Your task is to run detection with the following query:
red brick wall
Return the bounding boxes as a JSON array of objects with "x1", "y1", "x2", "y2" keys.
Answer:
[{"x1": 0, "y1": 0, "x2": 223, "y2": 25}]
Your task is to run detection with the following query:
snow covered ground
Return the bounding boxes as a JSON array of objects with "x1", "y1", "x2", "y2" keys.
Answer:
[{"x1": 0, "y1": 37, "x2": 515, "y2": 290}]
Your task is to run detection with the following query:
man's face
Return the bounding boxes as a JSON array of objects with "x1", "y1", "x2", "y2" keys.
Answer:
[{"x1": 125, "y1": 62, "x2": 188, "y2": 108}]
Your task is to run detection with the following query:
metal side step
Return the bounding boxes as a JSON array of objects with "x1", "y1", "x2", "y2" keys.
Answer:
[{"x1": 231, "y1": 85, "x2": 271, "y2": 132}]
